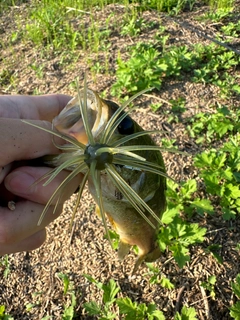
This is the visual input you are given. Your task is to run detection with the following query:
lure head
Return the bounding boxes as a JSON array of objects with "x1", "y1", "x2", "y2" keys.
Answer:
[{"x1": 51, "y1": 86, "x2": 167, "y2": 273}]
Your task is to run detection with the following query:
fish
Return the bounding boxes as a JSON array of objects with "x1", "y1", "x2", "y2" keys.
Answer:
[{"x1": 23, "y1": 80, "x2": 167, "y2": 273}]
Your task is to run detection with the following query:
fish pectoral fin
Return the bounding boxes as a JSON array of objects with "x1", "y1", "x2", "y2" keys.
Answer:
[
  {"x1": 132, "y1": 246, "x2": 161, "y2": 274},
  {"x1": 118, "y1": 241, "x2": 131, "y2": 261},
  {"x1": 132, "y1": 255, "x2": 146, "y2": 274},
  {"x1": 144, "y1": 246, "x2": 161, "y2": 263}
]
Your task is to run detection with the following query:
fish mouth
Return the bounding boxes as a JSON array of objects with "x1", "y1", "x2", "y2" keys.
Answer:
[
  {"x1": 53, "y1": 112, "x2": 89, "y2": 144},
  {"x1": 52, "y1": 89, "x2": 111, "y2": 145}
]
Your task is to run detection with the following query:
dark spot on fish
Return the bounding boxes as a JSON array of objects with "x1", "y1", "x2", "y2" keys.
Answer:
[{"x1": 115, "y1": 189, "x2": 123, "y2": 200}]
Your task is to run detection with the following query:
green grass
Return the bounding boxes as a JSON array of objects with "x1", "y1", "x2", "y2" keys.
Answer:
[{"x1": 7, "y1": 0, "x2": 238, "y2": 56}]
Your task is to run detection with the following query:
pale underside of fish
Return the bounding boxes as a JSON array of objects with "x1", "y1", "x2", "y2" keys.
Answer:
[{"x1": 23, "y1": 83, "x2": 167, "y2": 273}]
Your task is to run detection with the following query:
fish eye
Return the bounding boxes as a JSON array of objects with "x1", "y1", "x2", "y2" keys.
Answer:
[{"x1": 118, "y1": 116, "x2": 135, "y2": 135}]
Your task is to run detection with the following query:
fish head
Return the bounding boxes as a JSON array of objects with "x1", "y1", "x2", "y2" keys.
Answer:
[{"x1": 53, "y1": 88, "x2": 123, "y2": 145}]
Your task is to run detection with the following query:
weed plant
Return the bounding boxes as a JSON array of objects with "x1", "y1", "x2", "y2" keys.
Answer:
[
  {"x1": 83, "y1": 275, "x2": 198, "y2": 319},
  {"x1": 111, "y1": 41, "x2": 240, "y2": 99}
]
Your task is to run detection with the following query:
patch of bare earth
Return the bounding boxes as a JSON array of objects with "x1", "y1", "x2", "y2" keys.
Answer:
[{"x1": 0, "y1": 1, "x2": 240, "y2": 319}]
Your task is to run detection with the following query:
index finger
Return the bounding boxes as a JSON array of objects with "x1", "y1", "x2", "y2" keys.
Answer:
[
  {"x1": 0, "y1": 118, "x2": 63, "y2": 167},
  {"x1": 0, "y1": 94, "x2": 71, "y2": 121}
]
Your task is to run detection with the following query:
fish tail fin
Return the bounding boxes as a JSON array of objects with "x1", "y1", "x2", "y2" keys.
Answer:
[{"x1": 118, "y1": 241, "x2": 131, "y2": 260}]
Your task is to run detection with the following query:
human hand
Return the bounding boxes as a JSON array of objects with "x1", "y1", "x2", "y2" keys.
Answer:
[{"x1": 0, "y1": 95, "x2": 83, "y2": 255}]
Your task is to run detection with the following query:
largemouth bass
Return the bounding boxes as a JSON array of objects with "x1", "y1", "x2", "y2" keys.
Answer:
[{"x1": 23, "y1": 82, "x2": 167, "y2": 273}]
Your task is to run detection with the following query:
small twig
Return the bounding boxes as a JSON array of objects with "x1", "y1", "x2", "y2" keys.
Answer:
[
  {"x1": 199, "y1": 309, "x2": 205, "y2": 320},
  {"x1": 143, "y1": 93, "x2": 172, "y2": 105},
  {"x1": 200, "y1": 286, "x2": 211, "y2": 320},
  {"x1": 190, "y1": 293, "x2": 211, "y2": 306},
  {"x1": 205, "y1": 227, "x2": 226, "y2": 235},
  {"x1": 159, "y1": 256, "x2": 175, "y2": 271},
  {"x1": 175, "y1": 284, "x2": 187, "y2": 313},
  {"x1": 69, "y1": 220, "x2": 76, "y2": 245}
]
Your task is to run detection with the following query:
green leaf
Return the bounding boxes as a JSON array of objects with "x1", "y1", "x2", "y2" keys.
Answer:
[
  {"x1": 190, "y1": 198, "x2": 214, "y2": 215},
  {"x1": 62, "y1": 305, "x2": 74, "y2": 320},
  {"x1": 147, "y1": 303, "x2": 158, "y2": 314},
  {"x1": 180, "y1": 180, "x2": 197, "y2": 199},
  {"x1": 0, "y1": 306, "x2": 5, "y2": 316},
  {"x1": 57, "y1": 273, "x2": 70, "y2": 295},
  {"x1": 226, "y1": 184, "x2": 240, "y2": 199},
  {"x1": 174, "y1": 306, "x2": 197, "y2": 320},
  {"x1": 0, "y1": 255, "x2": 11, "y2": 279},
  {"x1": 234, "y1": 172, "x2": 240, "y2": 182},
  {"x1": 62, "y1": 292, "x2": 76, "y2": 320},
  {"x1": 194, "y1": 152, "x2": 214, "y2": 167},
  {"x1": 230, "y1": 301, "x2": 240, "y2": 320},
  {"x1": 105, "y1": 230, "x2": 120, "y2": 250},
  {"x1": 117, "y1": 297, "x2": 137, "y2": 316},
  {"x1": 159, "y1": 276, "x2": 175, "y2": 290},
  {"x1": 117, "y1": 298, "x2": 149, "y2": 319},
  {"x1": 161, "y1": 206, "x2": 181, "y2": 224},
  {"x1": 147, "y1": 304, "x2": 165, "y2": 320},
  {"x1": 200, "y1": 276, "x2": 216, "y2": 299},
  {"x1": 102, "y1": 279, "x2": 120, "y2": 304},
  {"x1": 0, "y1": 305, "x2": 14, "y2": 320},
  {"x1": 231, "y1": 274, "x2": 240, "y2": 298},
  {"x1": 222, "y1": 207, "x2": 236, "y2": 220},
  {"x1": 84, "y1": 274, "x2": 103, "y2": 290},
  {"x1": 83, "y1": 301, "x2": 101, "y2": 316},
  {"x1": 222, "y1": 167, "x2": 233, "y2": 181},
  {"x1": 149, "y1": 310, "x2": 165, "y2": 320},
  {"x1": 137, "y1": 303, "x2": 148, "y2": 317},
  {"x1": 214, "y1": 121, "x2": 233, "y2": 137},
  {"x1": 202, "y1": 172, "x2": 221, "y2": 195},
  {"x1": 25, "y1": 303, "x2": 37, "y2": 312},
  {"x1": 208, "y1": 275, "x2": 217, "y2": 285},
  {"x1": 170, "y1": 243, "x2": 190, "y2": 268},
  {"x1": 184, "y1": 223, "x2": 206, "y2": 244}
]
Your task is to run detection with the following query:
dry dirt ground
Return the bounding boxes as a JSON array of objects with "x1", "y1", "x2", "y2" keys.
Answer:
[{"x1": 0, "y1": 1, "x2": 240, "y2": 319}]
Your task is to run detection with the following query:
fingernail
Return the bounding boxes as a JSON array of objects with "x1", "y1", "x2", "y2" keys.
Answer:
[{"x1": 5, "y1": 171, "x2": 36, "y2": 195}]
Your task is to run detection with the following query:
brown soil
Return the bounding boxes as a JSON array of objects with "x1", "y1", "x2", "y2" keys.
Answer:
[{"x1": 0, "y1": 1, "x2": 240, "y2": 319}]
